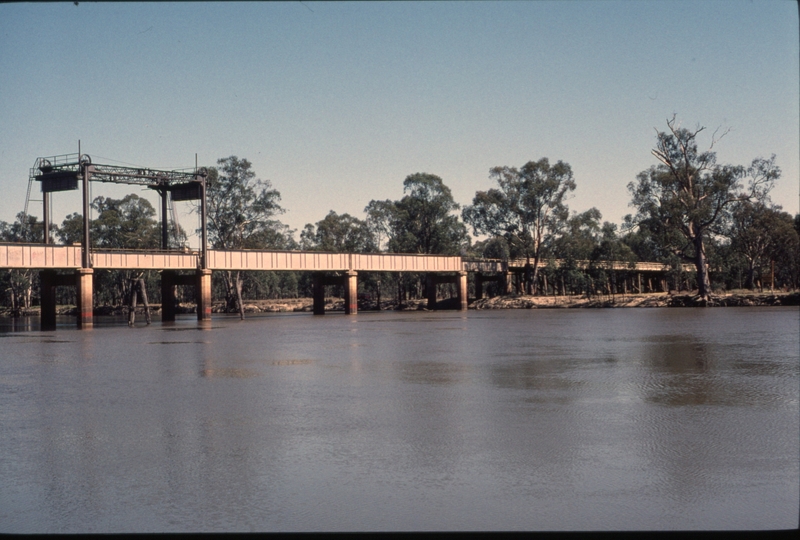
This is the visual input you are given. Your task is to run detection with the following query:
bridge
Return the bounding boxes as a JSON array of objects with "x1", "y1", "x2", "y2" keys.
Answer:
[
  {"x1": 1, "y1": 242, "x2": 693, "y2": 329},
  {"x1": 6, "y1": 151, "x2": 695, "y2": 330}
]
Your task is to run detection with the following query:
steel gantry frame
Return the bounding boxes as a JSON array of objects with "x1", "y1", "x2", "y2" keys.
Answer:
[{"x1": 27, "y1": 152, "x2": 209, "y2": 269}]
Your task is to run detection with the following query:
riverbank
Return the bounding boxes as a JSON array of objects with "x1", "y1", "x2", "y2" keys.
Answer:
[
  {"x1": 1, "y1": 290, "x2": 797, "y2": 317},
  {"x1": 471, "y1": 290, "x2": 800, "y2": 309}
]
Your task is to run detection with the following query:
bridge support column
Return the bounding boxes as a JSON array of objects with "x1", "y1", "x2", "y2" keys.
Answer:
[
  {"x1": 196, "y1": 269, "x2": 212, "y2": 321},
  {"x1": 40, "y1": 270, "x2": 57, "y2": 331},
  {"x1": 344, "y1": 271, "x2": 358, "y2": 315},
  {"x1": 475, "y1": 273, "x2": 484, "y2": 301},
  {"x1": 313, "y1": 272, "x2": 326, "y2": 315},
  {"x1": 457, "y1": 271, "x2": 468, "y2": 311},
  {"x1": 76, "y1": 268, "x2": 93, "y2": 329},
  {"x1": 502, "y1": 271, "x2": 513, "y2": 295},
  {"x1": 161, "y1": 271, "x2": 176, "y2": 322},
  {"x1": 426, "y1": 274, "x2": 437, "y2": 309}
]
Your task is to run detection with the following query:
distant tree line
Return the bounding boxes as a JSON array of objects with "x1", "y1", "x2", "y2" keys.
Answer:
[{"x1": 2, "y1": 117, "x2": 798, "y2": 311}]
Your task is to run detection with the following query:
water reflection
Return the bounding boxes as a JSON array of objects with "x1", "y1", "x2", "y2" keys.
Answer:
[
  {"x1": 639, "y1": 337, "x2": 793, "y2": 408},
  {"x1": 397, "y1": 361, "x2": 470, "y2": 386}
]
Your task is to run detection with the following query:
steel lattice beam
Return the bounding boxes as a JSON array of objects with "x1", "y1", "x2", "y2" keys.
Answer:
[{"x1": 32, "y1": 154, "x2": 205, "y2": 189}]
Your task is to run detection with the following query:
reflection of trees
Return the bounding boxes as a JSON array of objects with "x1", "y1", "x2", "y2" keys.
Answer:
[
  {"x1": 489, "y1": 357, "x2": 584, "y2": 403},
  {"x1": 397, "y1": 361, "x2": 469, "y2": 386},
  {"x1": 633, "y1": 336, "x2": 798, "y2": 509},
  {"x1": 639, "y1": 337, "x2": 783, "y2": 407},
  {"x1": 640, "y1": 337, "x2": 720, "y2": 407}
]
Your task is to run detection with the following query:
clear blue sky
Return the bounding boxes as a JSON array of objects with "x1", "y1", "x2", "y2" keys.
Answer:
[{"x1": 1, "y1": 1, "x2": 797, "y2": 247}]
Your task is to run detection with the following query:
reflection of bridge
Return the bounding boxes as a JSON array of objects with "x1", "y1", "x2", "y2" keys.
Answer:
[{"x1": 1, "y1": 242, "x2": 694, "y2": 329}]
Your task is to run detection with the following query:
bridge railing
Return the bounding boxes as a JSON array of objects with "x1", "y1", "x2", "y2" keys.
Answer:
[
  {"x1": 0, "y1": 243, "x2": 82, "y2": 269},
  {"x1": 462, "y1": 258, "x2": 507, "y2": 273},
  {"x1": 0, "y1": 243, "x2": 200, "y2": 270},
  {"x1": 206, "y1": 249, "x2": 463, "y2": 272},
  {"x1": 505, "y1": 258, "x2": 695, "y2": 272},
  {"x1": 1, "y1": 243, "x2": 695, "y2": 274},
  {"x1": 91, "y1": 248, "x2": 200, "y2": 270}
]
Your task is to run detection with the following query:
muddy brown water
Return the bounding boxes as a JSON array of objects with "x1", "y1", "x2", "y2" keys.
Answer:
[{"x1": 0, "y1": 307, "x2": 797, "y2": 532}]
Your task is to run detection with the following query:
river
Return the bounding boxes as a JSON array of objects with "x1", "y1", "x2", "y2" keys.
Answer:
[{"x1": 0, "y1": 307, "x2": 797, "y2": 532}]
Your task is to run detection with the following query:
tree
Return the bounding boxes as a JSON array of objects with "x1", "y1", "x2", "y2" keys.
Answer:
[
  {"x1": 202, "y1": 156, "x2": 289, "y2": 316},
  {"x1": 90, "y1": 194, "x2": 160, "y2": 249},
  {"x1": 0, "y1": 213, "x2": 45, "y2": 311},
  {"x1": 589, "y1": 222, "x2": 638, "y2": 296},
  {"x1": 551, "y1": 208, "x2": 603, "y2": 262},
  {"x1": 364, "y1": 173, "x2": 469, "y2": 305},
  {"x1": 463, "y1": 158, "x2": 575, "y2": 294},
  {"x1": 55, "y1": 195, "x2": 163, "y2": 306},
  {"x1": 300, "y1": 211, "x2": 377, "y2": 253},
  {"x1": 386, "y1": 173, "x2": 469, "y2": 255},
  {"x1": 627, "y1": 116, "x2": 779, "y2": 301},
  {"x1": 727, "y1": 201, "x2": 798, "y2": 290}
]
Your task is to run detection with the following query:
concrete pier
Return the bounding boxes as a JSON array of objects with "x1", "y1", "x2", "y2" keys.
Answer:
[
  {"x1": 426, "y1": 272, "x2": 468, "y2": 311},
  {"x1": 313, "y1": 271, "x2": 359, "y2": 315},
  {"x1": 457, "y1": 271, "x2": 468, "y2": 311},
  {"x1": 344, "y1": 270, "x2": 358, "y2": 315},
  {"x1": 196, "y1": 269, "x2": 212, "y2": 321},
  {"x1": 76, "y1": 268, "x2": 93, "y2": 329},
  {"x1": 474, "y1": 271, "x2": 513, "y2": 300},
  {"x1": 313, "y1": 272, "x2": 326, "y2": 315},
  {"x1": 161, "y1": 271, "x2": 176, "y2": 322},
  {"x1": 39, "y1": 270, "x2": 57, "y2": 331}
]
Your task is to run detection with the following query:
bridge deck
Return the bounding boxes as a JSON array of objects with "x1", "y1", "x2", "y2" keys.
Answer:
[
  {"x1": 0, "y1": 244, "x2": 463, "y2": 272},
  {"x1": 1, "y1": 243, "x2": 694, "y2": 273},
  {"x1": 504, "y1": 258, "x2": 695, "y2": 273}
]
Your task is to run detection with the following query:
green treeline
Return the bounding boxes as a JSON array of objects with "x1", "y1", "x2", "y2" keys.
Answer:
[{"x1": 2, "y1": 118, "x2": 798, "y2": 311}]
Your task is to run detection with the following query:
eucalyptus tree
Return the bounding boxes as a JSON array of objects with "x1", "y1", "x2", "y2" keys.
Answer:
[
  {"x1": 727, "y1": 201, "x2": 798, "y2": 290},
  {"x1": 551, "y1": 208, "x2": 603, "y2": 262},
  {"x1": 627, "y1": 116, "x2": 780, "y2": 301},
  {"x1": 364, "y1": 173, "x2": 469, "y2": 303},
  {"x1": 300, "y1": 211, "x2": 377, "y2": 253},
  {"x1": 63, "y1": 194, "x2": 162, "y2": 306},
  {"x1": 589, "y1": 222, "x2": 638, "y2": 296},
  {"x1": 463, "y1": 158, "x2": 576, "y2": 294},
  {"x1": 389, "y1": 173, "x2": 469, "y2": 255},
  {"x1": 202, "y1": 156, "x2": 288, "y2": 316},
  {"x1": 0, "y1": 213, "x2": 45, "y2": 311},
  {"x1": 550, "y1": 208, "x2": 603, "y2": 295}
]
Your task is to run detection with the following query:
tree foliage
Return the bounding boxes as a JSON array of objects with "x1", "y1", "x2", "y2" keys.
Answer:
[
  {"x1": 463, "y1": 157, "x2": 575, "y2": 294},
  {"x1": 201, "y1": 156, "x2": 292, "y2": 316},
  {"x1": 627, "y1": 116, "x2": 779, "y2": 300},
  {"x1": 365, "y1": 173, "x2": 468, "y2": 255},
  {"x1": 300, "y1": 211, "x2": 377, "y2": 253},
  {"x1": 204, "y1": 156, "x2": 288, "y2": 250},
  {"x1": 727, "y1": 201, "x2": 799, "y2": 289}
]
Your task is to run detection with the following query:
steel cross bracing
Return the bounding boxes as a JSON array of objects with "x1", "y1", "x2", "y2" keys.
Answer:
[{"x1": 30, "y1": 153, "x2": 205, "y2": 188}]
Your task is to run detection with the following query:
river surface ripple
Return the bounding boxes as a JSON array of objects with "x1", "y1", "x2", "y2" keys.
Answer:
[{"x1": 0, "y1": 307, "x2": 797, "y2": 532}]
